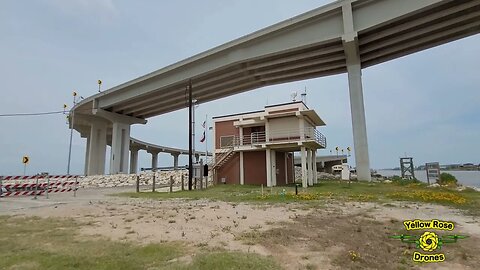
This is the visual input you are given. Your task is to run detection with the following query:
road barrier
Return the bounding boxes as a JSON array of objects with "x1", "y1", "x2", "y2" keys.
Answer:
[{"x1": 0, "y1": 174, "x2": 79, "y2": 198}]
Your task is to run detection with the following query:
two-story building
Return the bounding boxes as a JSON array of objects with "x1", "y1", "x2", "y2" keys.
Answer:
[{"x1": 212, "y1": 101, "x2": 326, "y2": 188}]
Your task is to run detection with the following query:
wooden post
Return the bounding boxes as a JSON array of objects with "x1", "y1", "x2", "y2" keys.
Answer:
[
  {"x1": 181, "y1": 174, "x2": 184, "y2": 191},
  {"x1": 169, "y1": 176, "x2": 173, "y2": 193},
  {"x1": 136, "y1": 175, "x2": 140, "y2": 193},
  {"x1": 152, "y1": 171, "x2": 156, "y2": 193},
  {"x1": 73, "y1": 176, "x2": 77, "y2": 197}
]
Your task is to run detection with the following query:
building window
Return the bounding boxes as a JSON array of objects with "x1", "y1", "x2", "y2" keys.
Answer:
[{"x1": 220, "y1": 135, "x2": 234, "y2": 148}]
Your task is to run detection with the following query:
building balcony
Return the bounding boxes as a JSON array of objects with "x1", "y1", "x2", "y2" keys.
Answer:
[{"x1": 219, "y1": 127, "x2": 326, "y2": 150}]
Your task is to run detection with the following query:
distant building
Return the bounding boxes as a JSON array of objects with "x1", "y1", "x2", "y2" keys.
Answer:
[
  {"x1": 211, "y1": 101, "x2": 326, "y2": 188},
  {"x1": 293, "y1": 155, "x2": 348, "y2": 174}
]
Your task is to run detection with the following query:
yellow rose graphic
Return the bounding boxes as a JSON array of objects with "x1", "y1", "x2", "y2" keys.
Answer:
[{"x1": 419, "y1": 232, "x2": 439, "y2": 252}]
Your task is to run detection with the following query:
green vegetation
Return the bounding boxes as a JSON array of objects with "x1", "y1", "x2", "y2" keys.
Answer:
[
  {"x1": 179, "y1": 252, "x2": 280, "y2": 270},
  {"x1": 439, "y1": 172, "x2": 459, "y2": 186},
  {"x1": 120, "y1": 181, "x2": 480, "y2": 214},
  {"x1": 0, "y1": 216, "x2": 280, "y2": 270},
  {"x1": 390, "y1": 176, "x2": 422, "y2": 186}
]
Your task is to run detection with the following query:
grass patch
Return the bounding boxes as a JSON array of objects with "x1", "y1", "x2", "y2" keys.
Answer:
[
  {"x1": 119, "y1": 181, "x2": 480, "y2": 214},
  {"x1": 0, "y1": 216, "x2": 183, "y2": 270},
  {"x1": 0, "y1": 216, "x2": 281, "y2": 270},
  {"x1": 176, "y1": 251, "x2": 280, "y2": 270}
]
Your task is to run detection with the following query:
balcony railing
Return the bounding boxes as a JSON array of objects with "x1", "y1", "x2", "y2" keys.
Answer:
[{"x1": 220, "y1": 127, "x2": 326, "y2": 148}]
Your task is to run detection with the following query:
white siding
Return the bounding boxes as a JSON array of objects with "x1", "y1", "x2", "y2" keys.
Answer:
[{"x1": 268, "y1": 116, "x2": 299, "y2": 139}]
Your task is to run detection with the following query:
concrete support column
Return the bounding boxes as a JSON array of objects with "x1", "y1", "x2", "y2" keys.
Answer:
[
  {"x1": 343, "y1": 0, "x2": 371, "y2": 181},
  {"x1": 150, "y1": 152, "x2": 159, "y2": 170},
  {"x1": 346, "y1": 61, "x2": 371, "y2": 181},
  {"x1": 239, "y1": 127, "x2": 243, "y2": 145},
  {"x1": 239, "y1": 151, "x2": 244, "y2": 185},
  {"x1": 172, "y1": 153, "x2": 179, "y2": 169},
  {"x1": 129, "y1": 149, "x2": 139, "y2": 174},
  {"x1": 87, "y1": 121, "x2": 107, "y2": 176},
  {"x1": 307, "y1": 148, "x2": 313, "y2": 186},
  {"x1": 110, "y1": 122, "x2": 130, "y2": 174},
  {"x1": 291, "y1": 152, "x2": 295, "y2": 182},
  {"x1": 84, "y1": 135, "x2": 90, "y2": 175},
  {"x1": 271, "y1": 150, "x2": 276, "y2": 187},
  {"x1": 266, "y1": 148, "x2": 272, "y2": 187},
  {"x1": 313, "y1": 149, "x2": 318, "y2": 184},
  {"x1": 300, "y1": 146, "x2": 307, "y2": 188},
  {"x1": 284, "y1": 152, "x2": 288, "y2": 185}
]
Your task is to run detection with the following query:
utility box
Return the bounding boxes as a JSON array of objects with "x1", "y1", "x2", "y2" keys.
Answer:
[{"x1": 341, "y1": 164, "x2": 350, "y2": 180}]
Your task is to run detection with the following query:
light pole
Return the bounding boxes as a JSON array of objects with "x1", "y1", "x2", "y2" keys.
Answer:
[{"x1": 67, "y1": 91, "x2": 77, "y2": 175}]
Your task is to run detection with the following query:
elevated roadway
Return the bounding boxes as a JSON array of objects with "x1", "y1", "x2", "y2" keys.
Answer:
[{"x1": 73, "y1": 0, "x2": 480, "y2": 179}]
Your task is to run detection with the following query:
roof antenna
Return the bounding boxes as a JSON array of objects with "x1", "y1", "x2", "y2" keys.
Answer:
[
  {"x1": 291, "y1": 91, "x2": 298, "y2": 102},
  {"x1": 301, "y1": 86, "x2": 307, "y2": 104}
]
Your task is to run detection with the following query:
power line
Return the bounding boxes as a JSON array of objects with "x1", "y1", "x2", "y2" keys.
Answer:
[
  {"x1": 0, "y1": 106, "x2": 98, "y2": 117},
  {"x1": 0, "y1": 110, "x2": 67, "y2": 117}
]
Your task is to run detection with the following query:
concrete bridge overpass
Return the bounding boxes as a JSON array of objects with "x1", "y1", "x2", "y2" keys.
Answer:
[{"x1": 72, "y1": 0, "x2": 480, "y2": 178}]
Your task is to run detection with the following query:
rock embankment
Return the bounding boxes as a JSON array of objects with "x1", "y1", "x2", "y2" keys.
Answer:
[{"x1": 1, "y1": 170, "x2": 212, "y2": 189}]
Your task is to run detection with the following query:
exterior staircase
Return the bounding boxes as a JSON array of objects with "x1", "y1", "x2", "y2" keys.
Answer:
[
  {"x1": 212, "y1": 148, "x2": 234, "y2": 169},
  {"x1": 208, "y1": 142, "x2": 235, "y2": 183}
]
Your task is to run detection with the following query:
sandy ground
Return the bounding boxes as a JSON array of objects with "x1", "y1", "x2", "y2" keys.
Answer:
[{"x1": 1, "y1": 187, "x2": 479, "y2": 269}]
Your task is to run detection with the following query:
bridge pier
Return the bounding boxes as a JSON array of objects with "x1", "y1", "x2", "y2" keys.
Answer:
[
  {"x1": 346, "y1": 60, "x2": 371, "y2": 181},
  {"x1": 171, "y1": 153, "x2": 179, "y2": 169},
  {"x1": 342, "y1": 0, "x2": 371, "y2": 181},
  {"x1": 110, "y1": 122, "x2": 130, "y2": 174},
  {"x1": 87, "y1": 121, "x2": 107, "y2": 176},
  {"x1": 130, "y1": 148, "x2": 139, "y2": 174},
  {"x1": 149, "y1": 151, "x2": 159, "y2": 170},
  {"x1": 84, "y1": 135, "x2": 90, "y2": 175}
]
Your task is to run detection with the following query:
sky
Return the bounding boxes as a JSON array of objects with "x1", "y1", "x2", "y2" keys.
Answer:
[{"x1": 0, "y1": 0, "x2": 479, "y2": 176}]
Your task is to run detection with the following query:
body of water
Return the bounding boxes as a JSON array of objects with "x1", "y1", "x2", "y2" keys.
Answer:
[{"x1": 377, "y1": 170, "x2": 480, "y2": 188}]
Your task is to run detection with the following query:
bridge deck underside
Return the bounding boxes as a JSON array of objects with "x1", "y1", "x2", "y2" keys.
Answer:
[{"x1": 100, "y1": 0, "x2": 479, "y2": 120}]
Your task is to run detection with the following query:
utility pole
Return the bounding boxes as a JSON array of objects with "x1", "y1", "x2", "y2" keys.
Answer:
[
  {"x1": 67, "y1": 91, "x2": 77, "y2": 175},
  {"x1": 188, "y1": 80, "x2": 193, "y2": 190}
]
